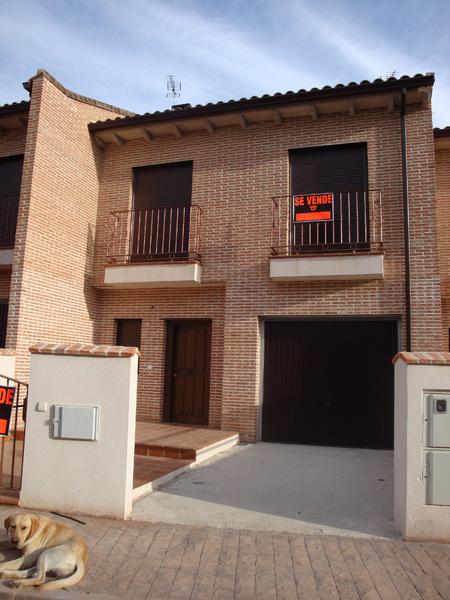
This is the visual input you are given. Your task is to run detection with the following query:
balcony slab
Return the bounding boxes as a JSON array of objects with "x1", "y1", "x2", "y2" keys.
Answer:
[
  {"x1": 270, "y1": 253, "x2": 384, "y2": 281},
  {"x1": 104, "y1": 262, "x2": 202, "y2": 287},
  {"x1": 0, "y1": 249, "x2": 13, "y2": 267}
]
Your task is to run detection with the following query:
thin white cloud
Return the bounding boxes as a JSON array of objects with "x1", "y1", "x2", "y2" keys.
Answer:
[
  {"x1": 0, "y1": 0, "x2": 448, "y2": 125},
  {"x1": 281, "y1": 0, "x2": 450, "y2": 125}
]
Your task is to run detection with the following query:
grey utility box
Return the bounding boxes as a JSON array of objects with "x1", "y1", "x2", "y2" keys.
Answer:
[
  {"x1": 423, "y1": 392, "x2": 450, "y2": 505},
  {"x1": 52, "y1": 405, "x2": 98, "y2": 441},
  {"x1": 424, "y1": 393, "x2": 450, "y2": 448},
  {"x1": 424, "y1": 451, "x2": 450, "y2": 505}
]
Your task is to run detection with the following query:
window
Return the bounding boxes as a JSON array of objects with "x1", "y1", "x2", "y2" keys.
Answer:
[
  {"x1": 289, "y1": 143, "x2": 369, "y2": 253},
  {"x1": 115, "y1": 319, "x2": 141, "y2": 349},
  {"x1": 131, "y1": 161, "x2": 193, "y2": 259},
  {"x1": 0, "y1": 155, "x2": 23, "y2": 248},
  {"x1": 0, "y1": 302, "x2": 8, "y2": 348}
]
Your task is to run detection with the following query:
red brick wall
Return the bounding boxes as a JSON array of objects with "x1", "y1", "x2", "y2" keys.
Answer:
[
  {"x1": 93, "y1": 104, "x2": 442, "y2": 439},
  {"x1": 436, "y1": 145, "x2": 450, "y2": 350},
  {"x1": 0, "y1": 128, "x2": 26, "y2": 159},
  {"x1": 6, "y1": 73, "x2": 127, "y2": 381},
  {"x1": 96, "y1": 287, "x2": 225, "y2": 425},
  {"x1": 406, "y1": 110, "x2": 442, "y2": 350}
]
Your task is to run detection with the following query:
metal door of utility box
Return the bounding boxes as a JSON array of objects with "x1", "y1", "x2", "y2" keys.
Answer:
[
  {"x1": 424, "y1": 451, "x2": 450, "y2": 505},
  {"x1": 424, "y1": 393, "x2": 450, "y2": 448},
  {"x1": 53, "y1": 405, "x2": 98, "y2": 441}
]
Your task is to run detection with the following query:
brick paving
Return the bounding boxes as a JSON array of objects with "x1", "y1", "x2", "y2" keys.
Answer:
[{"x1": 0, "y1": 509, "x2": 449, "y2": 598}]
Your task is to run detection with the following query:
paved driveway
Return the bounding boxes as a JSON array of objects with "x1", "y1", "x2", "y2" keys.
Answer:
[{"x1": 133, "y1": 443, "x2": 395, "y2": 539}]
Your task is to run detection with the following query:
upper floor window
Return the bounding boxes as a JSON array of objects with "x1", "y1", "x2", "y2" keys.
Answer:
[
  {"x1": 289, "y1": 143, "x2": 370, "y2": 253},
  {"x1": 131, "y1": 161, "x2": 193, "y2": 260},
  {"x1": 0, "y1": 155, "x2": 23, "y2": 248}
]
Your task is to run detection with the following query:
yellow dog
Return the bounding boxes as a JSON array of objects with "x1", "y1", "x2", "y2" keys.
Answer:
[{"x1": 0, "y1": 513, "x2": 88, "y2": 590}]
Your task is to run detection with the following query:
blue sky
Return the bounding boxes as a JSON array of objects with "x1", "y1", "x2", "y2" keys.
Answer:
[{"x1": 1, "y1": 0, "x2": 449, "y2": 126}]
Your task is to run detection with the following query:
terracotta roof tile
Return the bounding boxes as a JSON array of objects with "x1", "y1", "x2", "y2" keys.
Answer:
[{"x1": 88, "y1": 73, "x2": 434, "y2": 132}]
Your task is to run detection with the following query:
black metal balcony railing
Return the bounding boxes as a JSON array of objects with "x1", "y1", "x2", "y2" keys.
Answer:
[
  {"x1": 0, "y1": 195, "x2": 19, "y2": 249},
  {"x1": 271, "y1": 190, "x2": 383, "y2": 256},
  {"x1": 107, "y1": 205, "x2": 203, "y2": 264}
]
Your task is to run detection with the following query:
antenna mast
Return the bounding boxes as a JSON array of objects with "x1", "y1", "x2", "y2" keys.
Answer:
[{"x1": 166, "y1": 75, "x2": 181, "y2": 107}]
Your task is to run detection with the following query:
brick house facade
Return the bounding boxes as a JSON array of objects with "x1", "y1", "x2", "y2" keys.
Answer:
[{"x1": 0, "y1": 69, "x2": 446, "y2": 443}]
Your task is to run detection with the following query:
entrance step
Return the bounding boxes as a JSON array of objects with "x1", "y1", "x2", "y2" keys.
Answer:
[
  {"x1": 135, "y1": 422, "x2": 239, "y2": 462},
  {"x1": 133, "y1": 422, "x2": 239, "y2": 501},
  {"x1": 0, "y1": 489, "x2": 19, "y2": 505},
  {"x1": 133, "y1": 455, "x2": 192, "y2": 500}
]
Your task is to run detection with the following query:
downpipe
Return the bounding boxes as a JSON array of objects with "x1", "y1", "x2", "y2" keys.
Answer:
[{"x1": 400, "y1": 87, "x2": 412, "y2": 351}]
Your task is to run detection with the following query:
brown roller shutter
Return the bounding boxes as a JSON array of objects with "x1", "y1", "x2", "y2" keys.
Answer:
[
  {"x1": 0, "y1": 156, "x2": 23, "y2": 248},
  {"x1": 116, "y1": 319, "x2": 141, "y2": 349},
  {"x1": 0, "y1": 303, "x2": 8, "y2": 348},
  {"x1": 0, "y1": 155, "x2": 23, "y2": 196},
  {"x1": 131, "y1": 161, "x2": 193, "y2": 259},
  {"x1": 289, "y1": 144, "x2": 369, "y2": 252},
  {"x1": 133, "y1": 161, "x2": 193, "y2": 210},
  {"x1": 290, "y1": 143, "x2": 367, "y2": 194}
]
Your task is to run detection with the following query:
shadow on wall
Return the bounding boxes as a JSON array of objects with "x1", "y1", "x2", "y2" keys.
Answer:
[{"x1": 84, "y1": 223, "x2": 99, "y2": 330}]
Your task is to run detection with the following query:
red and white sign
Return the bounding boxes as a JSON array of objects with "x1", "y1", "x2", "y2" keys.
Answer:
[
  {"x1": 292, "y1": 193, "x2": 334, "y2": 223},
  {"x1": 0, "y1": 386, "x2": 15, "y2": 436}
]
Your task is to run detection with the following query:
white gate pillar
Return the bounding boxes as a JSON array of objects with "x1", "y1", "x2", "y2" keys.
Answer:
[
  {"x1": 394, "y1": 351, "x2": 450, "y2": 541},
  {"x1": 20, "y1": 343, "x2": 139, "y2": 519}
]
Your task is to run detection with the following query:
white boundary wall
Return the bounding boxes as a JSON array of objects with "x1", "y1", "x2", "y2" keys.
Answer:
[
  {"x1": 0, "y1": 350, "x2": 16, "y2": 380},
  {"x1": 394, "y1": 352, "x2": 450, "y2": 541},
  {"x1": 20, "y1": 343, "x2": 139, "y2": 519}
]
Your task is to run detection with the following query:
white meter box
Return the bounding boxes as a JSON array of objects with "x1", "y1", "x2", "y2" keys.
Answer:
[
  {"x1": 424, "y1": 393, "x2": 450, "y2": 448},
  {"x1": 52, "y1": 405, "x2": 98, "y2": 441},
  {"x1": 424, "y1": 451, "x2": 450, "y2": 505}
]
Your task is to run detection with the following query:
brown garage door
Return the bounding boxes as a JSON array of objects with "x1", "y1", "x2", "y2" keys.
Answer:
[{"x1": 262, "y1": 320, "x2": 397, "y2": 449}]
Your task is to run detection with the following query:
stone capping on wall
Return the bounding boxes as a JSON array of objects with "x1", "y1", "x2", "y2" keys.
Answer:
[
  {"x1": 24, "y1": 69, "x2": 135, "y2": 117},
  {"x1": 29, "y1": 342, "x2": 140, "y2": 358},
  {"x1": 393, "y1": 351, "x2": 450, "y2": 365},
  {"x1": 0, "y1": 349, "x2": 16, "y2": 356}
]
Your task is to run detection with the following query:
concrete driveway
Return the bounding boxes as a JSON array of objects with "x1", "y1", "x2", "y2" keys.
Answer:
[{"x1": 133, "y1": 443, "x2": 396, "y2": 539}]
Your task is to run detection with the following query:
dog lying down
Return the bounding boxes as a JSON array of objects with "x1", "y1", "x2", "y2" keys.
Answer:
[{"x1": 0, "y1": 513, "x2": 88, "y2": 591}]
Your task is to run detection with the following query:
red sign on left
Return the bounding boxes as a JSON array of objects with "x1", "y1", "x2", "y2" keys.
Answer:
[{"x1": 0, "y1": 386, "x2": 15, "y2": 436}]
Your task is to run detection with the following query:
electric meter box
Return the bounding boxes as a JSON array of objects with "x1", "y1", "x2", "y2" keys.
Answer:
[
  {"x1": 424, "y1": 451, "x2": 450, "y2": 505},
  {"x1": 52, "y1": 405, "x2": 98, "y2": 441},
  {"x1": 423, "y1": 393, "x2": 450, "y2": 448}
]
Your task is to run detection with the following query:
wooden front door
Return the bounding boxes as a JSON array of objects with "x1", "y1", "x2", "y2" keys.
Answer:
[{"x1": 164, "y1": 321, "x2": 211, "y2": 425}]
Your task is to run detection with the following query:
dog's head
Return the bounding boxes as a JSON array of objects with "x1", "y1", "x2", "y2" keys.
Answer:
[{"x1": 4, "y1": 513, "x2": 40, "y2": 550}]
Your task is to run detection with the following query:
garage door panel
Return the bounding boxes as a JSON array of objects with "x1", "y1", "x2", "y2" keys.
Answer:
[{"x1": 262, "y1": 320, "x2": 396, "y2": 449}]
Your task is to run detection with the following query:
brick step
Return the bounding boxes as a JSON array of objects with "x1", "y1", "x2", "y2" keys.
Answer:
[
  {"x1": 135, "y1": 443, "x2": 195, "y2": 460},
  {"x1": 135, "y1": 421, "x2": 239, "y2": 463}
]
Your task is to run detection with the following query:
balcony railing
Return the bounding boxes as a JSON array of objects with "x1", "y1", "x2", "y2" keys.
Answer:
[
  {"x1": 0, "y1": 194, "x2": 19, "y2": 249},
  {"x1": 107, "y1": 205, "x2": 203, "y2": 265},
  {"x1": 271, "y1": 190, "x2": 383, "y2": 256}
]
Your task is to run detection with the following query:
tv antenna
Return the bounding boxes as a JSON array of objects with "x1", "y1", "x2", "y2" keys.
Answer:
[
  {"x1": 166, "y1": 75, "x2": 181, "y2": 105},
  {"x1": 380, "y1": 70, "x2": 397, "y2": 80}
]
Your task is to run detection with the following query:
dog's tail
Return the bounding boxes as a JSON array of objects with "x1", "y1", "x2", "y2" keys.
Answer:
[{"x1": 37, "y1": 558, "x2": 86, "y2": 591}]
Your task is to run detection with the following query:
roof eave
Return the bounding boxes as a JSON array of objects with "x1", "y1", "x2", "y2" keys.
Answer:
[
  {"x1": 0, "y1": 101, "x2": 30, "y2": 117},
  {"x1": 88, "y1": 74, "x2": 435, "y2": 133}
]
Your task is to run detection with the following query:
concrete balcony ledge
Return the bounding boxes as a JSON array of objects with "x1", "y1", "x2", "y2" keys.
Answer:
[
  {"x1": 270, "y1": 253, "x2": 384, "y2": 281},
  {"x1": 104, "y1": 261, "x2": 202, "y2": 288},
  {"x1": 0, "y1": 249, "x2": 13, "y2": 267}
]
